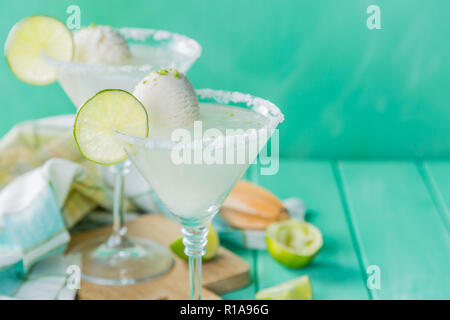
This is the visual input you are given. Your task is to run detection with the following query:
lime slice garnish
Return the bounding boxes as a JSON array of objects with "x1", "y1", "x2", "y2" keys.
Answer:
[
  {"x1": 266, "y1": 220, "x2": 323, "y2": 268},
  {"x1": 74, "y1": 89, "x2": 149, "y2": 165},
  {"x1": 4, "y1": 15, "x2": 74, "y2": 85},
  {"x1": 170, "y1": 224, "x2": 220, "y2": 261},
  {"x1": 256, "y1": 275, "x2": 312, "y2": 300}
]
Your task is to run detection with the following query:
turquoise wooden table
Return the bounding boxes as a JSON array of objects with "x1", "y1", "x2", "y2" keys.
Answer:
[
  {"x1": 221, "y1": 159, "x2": 450, "y2": 300},
  {"x1": 1, "y1": 0, "x2": 449, "y2": 300}
]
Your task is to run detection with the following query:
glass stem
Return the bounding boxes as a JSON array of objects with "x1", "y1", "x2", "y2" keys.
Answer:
[
  {"x1": 182, "y1": 225, "x2": 209, "y2": 300},
  {"x1": 107, "y1": 160, "x2": 131, "y2": 248}
]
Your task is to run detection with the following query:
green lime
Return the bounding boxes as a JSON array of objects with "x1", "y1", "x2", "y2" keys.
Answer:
[
  {"x1": 256, "y1": 275, "x2": 312, "y2": 300},
  {"x1": 170, "y1": 224, "x2": 220, "y2": 261},
  {"x1": 5, "y1": 15, "x2": 74, "y2": 85},
  {"x1": 74, "y1": 89, "x2": 149, "y2": 164},
  {"x1": 266, "y1": 220, "x2": 323, "y2": 268}
]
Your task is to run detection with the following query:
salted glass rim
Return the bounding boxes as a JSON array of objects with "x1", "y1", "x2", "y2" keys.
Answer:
[
  {"x1": 43, "y1": 27, "x2": 202, "y2": 74},
  {"x1": 116, "y1": 88, "x2": 284, "y2": 151}
]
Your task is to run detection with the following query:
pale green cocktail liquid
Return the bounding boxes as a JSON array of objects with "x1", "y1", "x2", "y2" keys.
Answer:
[{"x1": 126, "y1": 103, "x2": 270, "y2": 220}]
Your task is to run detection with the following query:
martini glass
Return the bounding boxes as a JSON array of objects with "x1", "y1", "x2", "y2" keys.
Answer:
[
  {"x1": 119, "y1": 89, "x2": 284, "y2": 299},
  {"x1": 45, "y1": 28, "x2": 201, "y2": 285}
]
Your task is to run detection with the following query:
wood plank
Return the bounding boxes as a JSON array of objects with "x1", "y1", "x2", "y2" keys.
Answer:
[
  {"x1": 68, "y1": 214, "x2": 250, "y2": 300},
  {"x1": 422, "y1": 161, "x2": 450, "y2": 230},
  {"x1": 256, "y1": 160, "x2": 369, "y2": 300},
  {"x1": 221, "y1": 244, "x2": 256, "y2": 300},
  {"x1": 339, "y1": 161, "x2": 450, "y2": 299},
  {"x1": 219, "y1": 167, "x2": 259, "y2": 300}
]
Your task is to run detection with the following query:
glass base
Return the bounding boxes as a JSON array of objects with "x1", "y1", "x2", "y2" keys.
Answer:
[{"x1": 71, "y1": 236, "x2": 173, "y2": 285}]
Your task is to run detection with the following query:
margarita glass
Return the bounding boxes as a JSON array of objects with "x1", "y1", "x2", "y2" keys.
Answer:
[
  {"x1": 46, "y1": 27, "x2": 201, "y2": 285},
  {"x1": 119, "y1": 89, "x2": 284, "y2": 299}
]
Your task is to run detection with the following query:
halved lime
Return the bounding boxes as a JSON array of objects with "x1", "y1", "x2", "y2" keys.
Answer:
[
  {"x1": 74, "y1": 89, "x2": 149, "y2": 164},
  {"x1": 170, "y1": 224, "x2": 220, "y2": 261},
  {"x1": 4, "y1": 15, "x2": 74, "y2": 85},
  {"x1": 266, "y1": 220, "x2": 323, "y2": 268},
  {"x1": 255, "y1": 275, "x2": 312, "y2": 300}
]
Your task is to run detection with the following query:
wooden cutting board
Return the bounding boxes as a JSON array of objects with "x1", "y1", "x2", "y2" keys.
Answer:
[{"x1": 67, "y1": 214, "x2": 250, "y2": 300}]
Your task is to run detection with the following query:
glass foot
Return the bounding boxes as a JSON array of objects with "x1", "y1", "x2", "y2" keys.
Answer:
[{"x1": 71, "y1": 236, "x2": 173, "y2": 285}]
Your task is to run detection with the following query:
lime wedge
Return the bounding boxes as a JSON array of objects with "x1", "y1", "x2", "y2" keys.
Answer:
[
  {"x1": 4, "y1": 15, "x2": 74, "y2": 85},
  {"x1": 74, "y1": 89, "x2": 149, "y2": 164},
  {"x1": 256, "y1": 275, "x2": 312, "y2": 300},
  {"x1": 266, "y1": 220, "x2": 323, "y2": 268},
  {"x1": 170, "y1": 224, "x2": 220, "y2": 261}
]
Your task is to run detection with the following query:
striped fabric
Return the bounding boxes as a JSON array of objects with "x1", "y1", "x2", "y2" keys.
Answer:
[{"x1": 0, "y1": 115, "x2": 147, "y2": 299}]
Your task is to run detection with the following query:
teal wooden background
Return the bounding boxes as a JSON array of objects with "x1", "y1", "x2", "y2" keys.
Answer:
[
  {"x1": 223, "y1": 159, "x2": 450, "y2": 300},
  {"x1": 1, "y1": 0, "x2": 449, "y2": 158}
]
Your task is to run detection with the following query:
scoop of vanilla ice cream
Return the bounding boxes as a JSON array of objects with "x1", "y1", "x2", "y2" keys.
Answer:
[
  {"x1": 74, "y1": 25, "x2": 131, "y2": 64},
  {"x1": 133, "y1": 69, "x2": 199, "y2": 127}
]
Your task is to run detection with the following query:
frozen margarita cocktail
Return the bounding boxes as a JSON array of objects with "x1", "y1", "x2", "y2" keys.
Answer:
[
  {"x1": 4, "y1": 15, "x2": 202, "y2": 285},
  {"x1": 73, "y1": 69, "x2": 284, "y2": 299}
]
